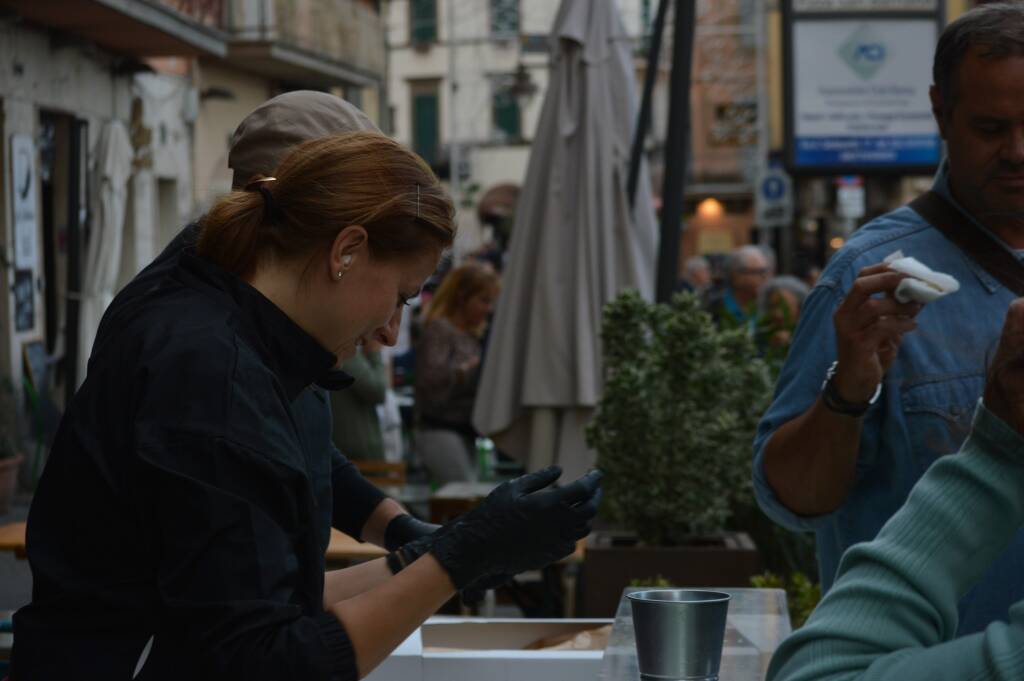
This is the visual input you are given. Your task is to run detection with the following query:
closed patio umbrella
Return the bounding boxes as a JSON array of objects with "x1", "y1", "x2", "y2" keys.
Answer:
[
  {"x1": 77, "y1": 120, "x2": 133, "y2": 385},
  {"x1": 472, "y1": 0, "x2": 658, "y2": 481}
]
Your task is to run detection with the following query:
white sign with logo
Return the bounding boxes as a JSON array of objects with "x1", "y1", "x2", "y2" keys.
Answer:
[
  {"x1": 10, "y1": 134, "x2": 39, "y2": 270},
  {"x1": 791, "y1": 18, "x2": 939, "y2": 169},
  {"x1": 836, "y1": 176, "x2": 866, "y2": 219},
  {"x1": 755, "y1": 166, "x2": 794, "y2": 228}
]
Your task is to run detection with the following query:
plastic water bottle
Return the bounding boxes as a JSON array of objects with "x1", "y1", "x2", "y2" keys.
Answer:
[{"x1": 475, "y1": 437, "x2": 495, "y2": 480}]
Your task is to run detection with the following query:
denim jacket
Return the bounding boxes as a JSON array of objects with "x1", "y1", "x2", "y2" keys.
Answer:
[{"x1": 753, "y1": 162, "x2": 1024, "y2": 635}]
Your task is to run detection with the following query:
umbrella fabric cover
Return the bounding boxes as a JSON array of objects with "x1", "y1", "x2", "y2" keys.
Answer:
[
  {"x1": 77, "y1": 120, "x2": 133, "y2": 384},
  {"x1": 473, "y1": 0, "x2": 658, "y2": 481}
]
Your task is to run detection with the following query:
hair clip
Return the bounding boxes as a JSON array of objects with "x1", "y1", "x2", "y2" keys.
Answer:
[
  {"x1": 244, "y1": 177, "x2": 282, "y2": 225},
  {"x1": 243, "y1": 176, "x2": 277, "y2": 191}
]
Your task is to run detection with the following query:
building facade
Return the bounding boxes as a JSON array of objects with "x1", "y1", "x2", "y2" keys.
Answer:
[
  {"x1": 0, "y1": 0, "x2": 386, "y2": 487},
  {"x1": 384, "y1": 0, "x2": 767, "y2": 265}
]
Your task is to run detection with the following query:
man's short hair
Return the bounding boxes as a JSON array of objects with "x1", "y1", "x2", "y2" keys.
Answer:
[
  {"x1": 725, "y1": 245, "x2": 767, "y2": 279},
  {"x1": 759, "y1": 275, "x2": 811, "y2": 317},
  {"x1": 934, "y1": 2, "x2": 1024, "y2": 109},
  {"x1": 683, "y1": 255, "x2": 710, "y2": 277}
]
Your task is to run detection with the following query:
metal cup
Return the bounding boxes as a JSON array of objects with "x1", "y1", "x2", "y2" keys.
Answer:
[{"x1": 628, "y1": 589, "x2": 731, "y2": 681}]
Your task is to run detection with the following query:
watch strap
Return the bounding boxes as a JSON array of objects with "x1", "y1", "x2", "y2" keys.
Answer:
[{"x1": 821, "y1": 361, "x2": 881, "y2": 417}]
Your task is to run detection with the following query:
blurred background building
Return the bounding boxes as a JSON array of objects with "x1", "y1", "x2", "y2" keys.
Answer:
[
  {"x1": 384, "y1": 0, "x2": 666, "y2": 255},
  {"x1": 0, "y1": 0, "x2": 386, "y2": 428},
  {"x1": 0, "y1": 0, "x2": 987, "y2": 459}
]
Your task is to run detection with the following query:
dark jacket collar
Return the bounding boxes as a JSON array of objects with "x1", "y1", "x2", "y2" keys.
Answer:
[{"x1": 177, "y1": 249, "x2": 345, "y2": 401}]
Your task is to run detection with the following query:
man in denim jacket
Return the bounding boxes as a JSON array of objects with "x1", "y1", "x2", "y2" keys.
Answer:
[{"x1": 754, "y1": 3, "x2": 1024, "y2": 635}]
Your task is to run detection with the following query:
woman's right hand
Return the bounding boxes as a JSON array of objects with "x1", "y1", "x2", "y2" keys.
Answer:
[{"x1": 399, "y1": 467, "x2": 602, "y2": 589}]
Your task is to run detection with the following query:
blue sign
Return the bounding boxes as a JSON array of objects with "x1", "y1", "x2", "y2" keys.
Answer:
[
  {"x1": 756, "y1": 167, "x2": 793, "y2": 227},
  {"x1": 795, "y1": 134, "x2": 940, "y2": 166},
  {"x1": 761, "y1": 176, "x2": 786, "y2": 201}
]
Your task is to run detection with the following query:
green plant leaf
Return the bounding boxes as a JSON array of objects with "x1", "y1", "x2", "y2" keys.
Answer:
[{"x1": 588, "y1": 290, "x2": 772, "y2": 544}]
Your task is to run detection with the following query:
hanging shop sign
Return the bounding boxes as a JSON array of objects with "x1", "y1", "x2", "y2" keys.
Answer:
[
  {"x1": 13, "y1": 269, "x2": 34, "y2": 333},
  {"x1": 10, "y1": 133, "x2": 39, "y2": 270},
  {"x1": 783, "y1": 1, "x2": 942, "y2": 174}
]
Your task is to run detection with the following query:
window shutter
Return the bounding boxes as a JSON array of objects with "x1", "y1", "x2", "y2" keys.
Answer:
[
  {"x1": 413, "y1": 91, "x2": 439, "y2": 165},
  {"x1": 411, "y1": 0, "x2": 437, "y2": 44},
  {"x1": 491, "y1": 0, "x2": 518, "y2": 38},
  {"x1": 492, "y1": 88, "x2": 520, "y2": 142}
]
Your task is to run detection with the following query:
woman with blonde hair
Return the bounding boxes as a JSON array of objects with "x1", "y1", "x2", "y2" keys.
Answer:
[
  {"x1": 415, "y1": 262, "x2": 500, "y2": 483},
  {"x1": 14, "y1": 132, "x2": 600, "y2": 679}
]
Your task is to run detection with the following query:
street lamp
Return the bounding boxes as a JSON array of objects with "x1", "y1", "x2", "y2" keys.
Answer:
[
  {"x1": 508, "y1": 62, "x2": 538, "y2": 118},
  {"x1": 697, "y1": 197, "x2": 724, "y2": 220}
]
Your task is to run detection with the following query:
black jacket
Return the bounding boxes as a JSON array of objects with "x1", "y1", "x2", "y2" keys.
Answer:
[{"x1": 13, "y1": 236, "x2": 368, "y2": 680}]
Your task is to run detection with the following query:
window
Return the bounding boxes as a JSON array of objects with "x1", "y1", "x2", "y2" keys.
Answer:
[
  {"x1": 708, "y1": 101, "x2": 757, "y2": 147},
  {"x1": 492, "y1": 77, "x2": 520, "y2": 142},
  {"x1": 491, "y1": 0, "x2": 519, "y2": 38},
  {"x1": 410, "y1": 0, "x2": 437, "y2": 44},
  {"x1": 344, "y1": 85, "x2": 363, "y2": 109},
  {"x1": 411, "y1": 80, "x2": 440, "y2": 165}
]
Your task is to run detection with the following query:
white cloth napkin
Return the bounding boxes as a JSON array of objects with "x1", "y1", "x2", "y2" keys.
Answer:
[{"x1": 883, "y1": 250, "x2": 960, "y2": 304}]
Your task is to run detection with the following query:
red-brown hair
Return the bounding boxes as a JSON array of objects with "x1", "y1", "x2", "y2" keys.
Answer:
[
  {"x1": 198, "y1": 131, "x2": 455, "y2": 279},
  {"x1": 425, "y1": 262, "x2": 501, "y2": 337}
]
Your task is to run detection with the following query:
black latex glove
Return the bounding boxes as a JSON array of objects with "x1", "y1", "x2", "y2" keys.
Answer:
[
  {"x1": 459, "y1": 572, "x2": 514, "y2": 607},
  {"x1": 384, "y1": 513, "x2": 440, "y2": 552},
  {"x1": 396, "y1": 466, "x2": 601, "y2": 590}
]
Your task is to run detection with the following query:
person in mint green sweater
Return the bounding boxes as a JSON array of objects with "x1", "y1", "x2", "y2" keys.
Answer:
[
  {"x1": 769, "y1": 299, "x2": 1024, "y2": 681},
  {"x1": 331, "y1": 340, "x2": 389, "y2": 461}
]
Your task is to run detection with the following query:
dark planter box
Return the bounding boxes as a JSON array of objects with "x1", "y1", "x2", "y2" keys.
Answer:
[{"x1": 579, "y1": 531, "x2": 762, "y2": 617}]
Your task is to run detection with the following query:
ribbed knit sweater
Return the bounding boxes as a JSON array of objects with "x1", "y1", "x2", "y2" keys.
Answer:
[{"x1": 769, "y1": 401, "x2": 1024, "y2": 681}]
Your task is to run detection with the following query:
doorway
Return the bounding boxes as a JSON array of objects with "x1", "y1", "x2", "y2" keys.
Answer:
[{"x1": 38, "y1": 111, "x2": 87, "y2": 407}]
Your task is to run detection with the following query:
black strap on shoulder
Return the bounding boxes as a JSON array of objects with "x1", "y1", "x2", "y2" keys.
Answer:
[{"x1": 908, "y1": 190, "x2": 1024, "y2": 297}]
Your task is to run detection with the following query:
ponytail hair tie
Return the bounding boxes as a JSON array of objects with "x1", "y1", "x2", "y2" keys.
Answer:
[{"x1": 244, "y1": 177, "x2": 283, "y2": 225}]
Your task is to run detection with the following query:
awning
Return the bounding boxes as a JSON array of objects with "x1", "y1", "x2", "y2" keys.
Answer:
[{"x1": 4, "y1": 0, "x2": 228, "y2": 58}]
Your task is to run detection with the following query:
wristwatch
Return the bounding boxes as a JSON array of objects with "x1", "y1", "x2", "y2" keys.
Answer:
[{"x1": 821, "y1": 361, "x2": 882, "y2": 417}]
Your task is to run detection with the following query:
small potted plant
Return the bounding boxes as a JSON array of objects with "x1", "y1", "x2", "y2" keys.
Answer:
[
  {"x1": 581, "y1": 290, "x2": 772, "y2": 616},
  {"x1": 0, "y1": 375, "x2": 24, "y2": 515}
]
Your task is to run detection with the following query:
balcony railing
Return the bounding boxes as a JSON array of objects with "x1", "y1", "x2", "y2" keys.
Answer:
[
  {"x1": 225, "y1": 0, "x2": 384, "y2": 77},
  {"x1": 158, "y1": 0, "x2": 226, "y2": 28}
]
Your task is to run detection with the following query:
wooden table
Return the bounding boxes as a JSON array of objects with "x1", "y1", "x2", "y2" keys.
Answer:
[
  {"x1": 326, "y1": 528, "x2": 386, "y2": 563},
  {"x1": 0, "y1": 521, "x2": 380, "y2": 564},
  {"x1": 429, "y1": 481, "x2": 499, "y2": 524},
  {"x1": 0, "y1": 519, "x2": 585, "y2": 616},
  {"x1": 0, "y1": 522, "x2": 25, "y2": 559}
]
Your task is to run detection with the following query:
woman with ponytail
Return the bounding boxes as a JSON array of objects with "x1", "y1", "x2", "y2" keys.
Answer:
[{"x1": 13, "y1": 131, "x2": 602, "y2": 680}]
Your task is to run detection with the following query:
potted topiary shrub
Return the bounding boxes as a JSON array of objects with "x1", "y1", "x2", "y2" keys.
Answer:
[
  {"x1": 581, "y1": 290, "x2": 772, "y2": 616},
  {"x1": 0, "y1": 375, "x2": 24, "y2": 515}
]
